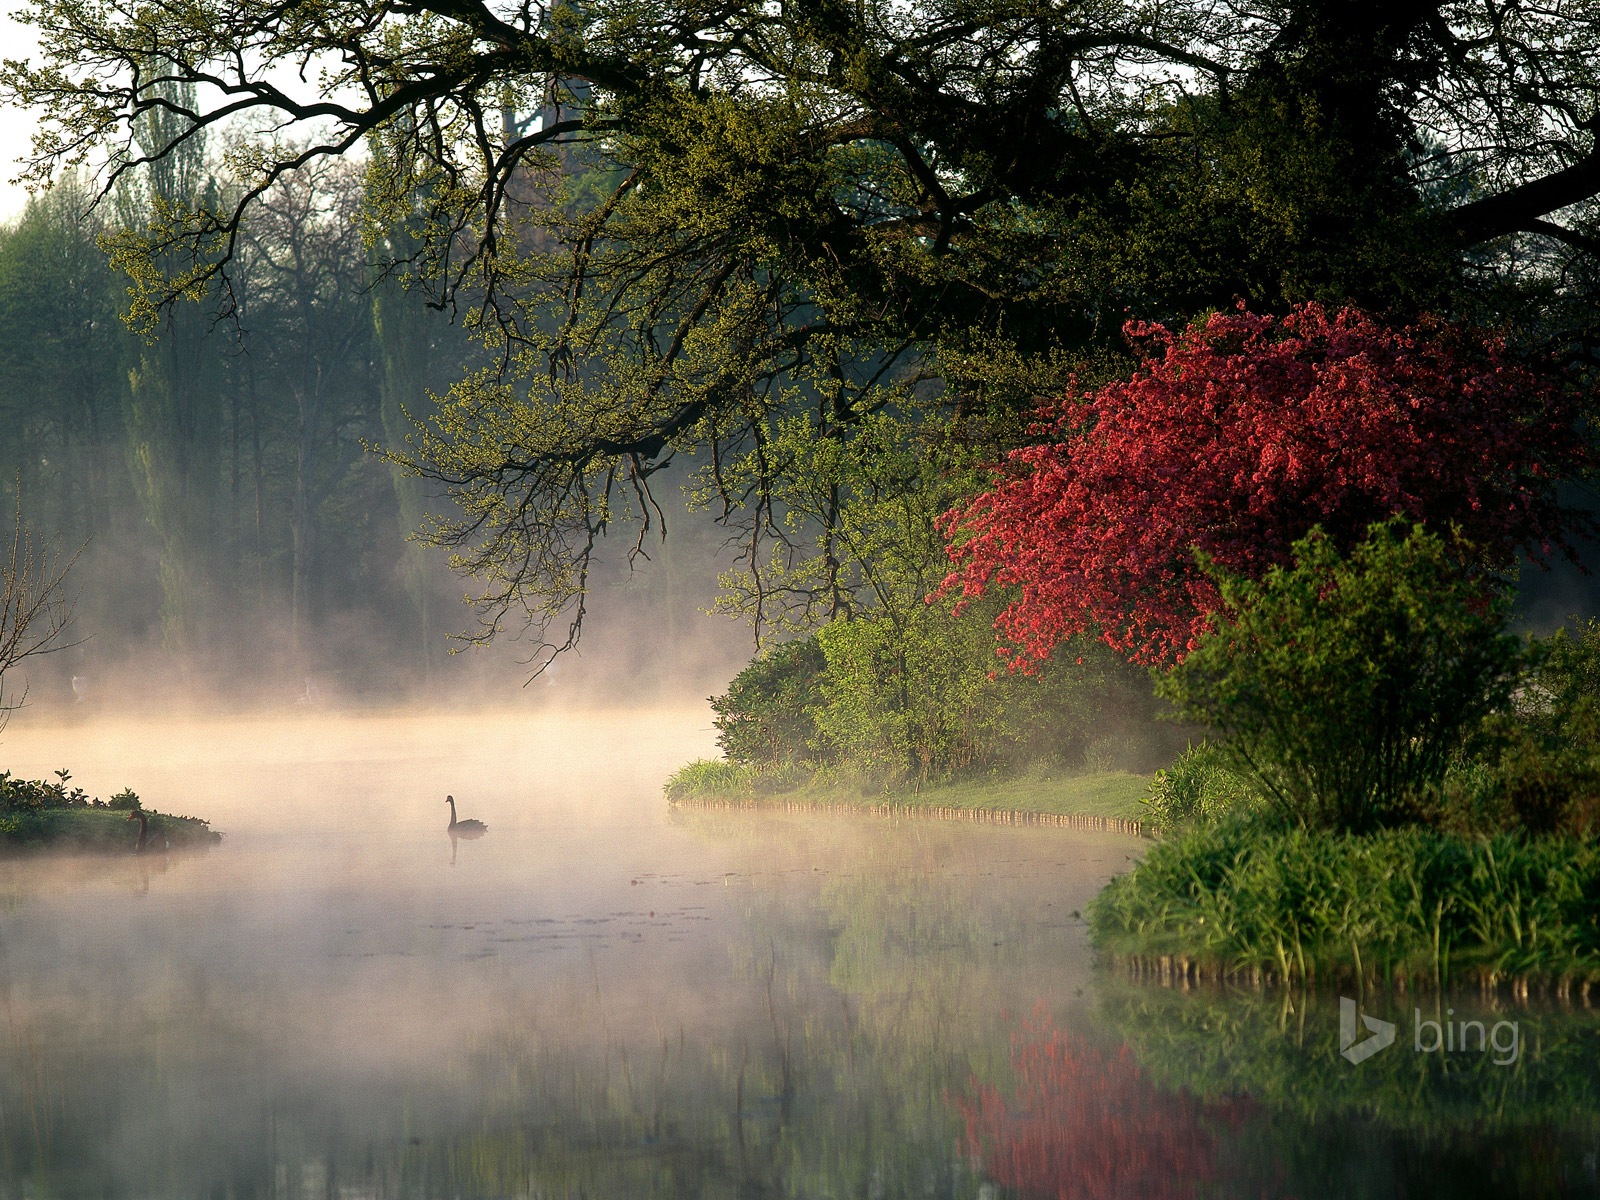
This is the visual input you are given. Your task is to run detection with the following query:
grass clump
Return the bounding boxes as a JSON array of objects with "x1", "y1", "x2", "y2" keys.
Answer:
[
  {"x1": 663, "y1": 759, "x2": 758, "y2": 802},
  {"x1": 1089, "y1": 821, "x2": 1600, "y2": 991},
  {"x1": 1141, "y1": 743, "x2": 1264, "y2": 833}
]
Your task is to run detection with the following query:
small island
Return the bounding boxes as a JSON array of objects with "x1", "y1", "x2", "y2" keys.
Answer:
[{"x1": 0, "y1": 769, "x2": 221, "y2": 854}]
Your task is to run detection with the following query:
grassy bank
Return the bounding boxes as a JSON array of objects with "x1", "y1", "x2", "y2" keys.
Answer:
[
  {"x1": 0, "y1": 806, "x2": 222, "y2": 853},
  {"x1": 665, "y1": 759, "x2": 1152, "y2": 832},
  {"x1": 1088, "y1": 821, "x2": 1600, "y2": 995},
  {"x1": 1, "y1": 770, "x2": 221, "y2": 854}
]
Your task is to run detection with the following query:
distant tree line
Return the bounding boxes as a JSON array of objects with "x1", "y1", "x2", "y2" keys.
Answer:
[{"x1": 0, "y1": 149, "x2": 471, "y2": 696}]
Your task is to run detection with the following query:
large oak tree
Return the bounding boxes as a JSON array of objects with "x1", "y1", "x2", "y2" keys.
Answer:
[{"x1": 6, "y1": 0, "x2": 1599, "y2": 658}]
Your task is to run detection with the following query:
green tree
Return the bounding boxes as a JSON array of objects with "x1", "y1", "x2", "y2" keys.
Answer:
[
  {"x1": 111, "y1": 80, "x2": 229, "y2": 655},
  {"x1": 1157, "y1": 521, "x2": 1525, "y2": 833},
  {"x1": 0, "y1": 178, "x2": 128, "y2": 550},
  {"x1": 235, "y1": 155, "x2": 381, "y2": 662}
]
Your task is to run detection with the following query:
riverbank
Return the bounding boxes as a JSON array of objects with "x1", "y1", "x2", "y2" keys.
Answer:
[
  {"x1": 1, "y1": 770, "x2": 221, "y2": 853},
  {"x1": 665, "y1": 762, "x2": 1153, "y2": 835},
  {"x1": 0, "y1": 806, "x2": 222, "y2": 853}
]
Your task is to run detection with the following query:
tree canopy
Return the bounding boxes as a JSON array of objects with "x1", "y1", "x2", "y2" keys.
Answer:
[
  {"x1": 939, "y1": 303, "x2": 1592, "y2": 667},
  {"x1": 6, "y1": 0, "x2": 1600, "y2": 655}
]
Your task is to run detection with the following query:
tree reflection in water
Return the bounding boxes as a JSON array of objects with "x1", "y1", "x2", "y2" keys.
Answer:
[{"x1": 961, "y1": 1004, "x2": 1254, "y2": 1200}]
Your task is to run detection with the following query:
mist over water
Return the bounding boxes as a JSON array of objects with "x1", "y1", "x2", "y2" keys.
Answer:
[
  {"x1": 0, "y1": 709, "x2": 1127, "y2": 1196},
  {"x1": 1, "y1": 710, "x2": 1597, "y2": 1198}
]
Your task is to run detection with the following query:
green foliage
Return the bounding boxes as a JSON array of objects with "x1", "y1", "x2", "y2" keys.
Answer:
[
  {"x1": 710, "y1": 636, "x2": 827, "y2": 770},
  {"x1": 812, "y1": 608, "x2": 986, "y2": 785},
  {"x1": 1142, "y1": 743, "x2": 1264, "y2": 833},
  {"x1": 1090, "y1": 823, "x2": 1600, "y2": 988},
  {"x1": 1433, "y1": 619, "x2": 1600, "y2": 836},
  {"x1": 1158, "y1": 521, "x2": 1524, "y2": 832},
  {"x1": 0, "y1": 769, "x2": 89, "y2": 812},
  {"x1": 810, "y1": 603, "x2": 1146, "y2": 787},
  {"x1": 107, "y1": 787, "x2": 142, "y2": 811},
  {"x1": 701, "y1": 592, "x2": 1164, "y2": 793}
]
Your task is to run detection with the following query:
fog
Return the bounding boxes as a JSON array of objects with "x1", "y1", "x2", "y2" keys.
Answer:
[{"x1": 0, "y1": 708, "x2": 1136, "y2": 1197}]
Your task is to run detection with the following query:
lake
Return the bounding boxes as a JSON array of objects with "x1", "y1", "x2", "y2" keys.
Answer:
[{"x1": 0, "y1": 709, "x2": 1596, "y2": 1198}]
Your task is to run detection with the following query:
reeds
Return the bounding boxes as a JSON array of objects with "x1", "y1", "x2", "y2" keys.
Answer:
[{"x1": 1089, "y1": 823, "x2": 1600, "y2": 995}]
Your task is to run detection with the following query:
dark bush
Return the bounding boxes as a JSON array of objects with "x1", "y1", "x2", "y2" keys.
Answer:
[
  {"x1": 0, "y1": 769, "x2": 90, "y2": 812},
  {"x1": 107, "y1": 787, "x2": 142, "y2": 811},
  {"x1": 710, "y1": 635, "x2": 829, "y2": 770},
  {"x1": 1158, "y1": 521, "x2": 1524, "y2": 833}
]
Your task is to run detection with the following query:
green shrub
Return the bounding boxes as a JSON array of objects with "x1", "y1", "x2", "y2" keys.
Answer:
[
  {"x1": 107, "y1": 787, "x2": 142, "y2": 811},
  {"x1": 1158, "y1": 520, "x2": 1524, "y2": 832},
  {"x1": 1426, "y1": 619, "x2": 1600, "y2": 836},
  {"x1": 1142, "y1": 743, "x2": 1264, "y2": 832},
  {"x1": 707, "y1": 598, "x2": 1170, "y2": 793},
  {"x1": 0, "y1": 769, "x2": 91, "y2": 812},
  {"x1": 710, "y1": 636, "x2": 829, "y2": 770},
  {"x1": 812, "y1": 599, "x2": 1164, "y2": 788},
  {"x1": 812, "y1": 609, "x2": 985, "y2": 786}
]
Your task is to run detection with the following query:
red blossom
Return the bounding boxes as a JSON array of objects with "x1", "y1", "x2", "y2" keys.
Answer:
[{"x1": 939, "y1": 303, "x2": 1591, "y2": 666}]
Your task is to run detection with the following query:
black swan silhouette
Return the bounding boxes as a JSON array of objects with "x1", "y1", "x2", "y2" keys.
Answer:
[
  {"x1": 125, "y1": 810, "x2": 166, "y2": 854},
  {"x1": 445, "y1": 795, "x2": 487, "y2": 837}
]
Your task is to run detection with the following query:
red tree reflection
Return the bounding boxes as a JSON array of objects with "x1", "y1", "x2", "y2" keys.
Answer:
[{"x1": 961, "y1": 1009, "x2": 1249, "y2": 1200}]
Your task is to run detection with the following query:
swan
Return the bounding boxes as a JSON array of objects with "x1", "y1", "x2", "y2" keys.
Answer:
[
  {"x1": 445, "y1": 795, "x2": 487, "y2": 837},
  {"x1": 125, "y1": 810, "x2": 166, "y2": 854}
]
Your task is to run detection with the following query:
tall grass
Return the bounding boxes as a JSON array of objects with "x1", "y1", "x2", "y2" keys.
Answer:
[
  {"x1": 662, "y1": 759, "x2": 757, "y2": 802},
  {"x1": 1089, "y1": 822, "x2": 1600, "y2": 993}
]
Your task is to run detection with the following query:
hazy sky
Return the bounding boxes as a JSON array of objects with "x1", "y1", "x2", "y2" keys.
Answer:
[{"x1": 0, "y1": 12, "x2": 42, "y2": 220}]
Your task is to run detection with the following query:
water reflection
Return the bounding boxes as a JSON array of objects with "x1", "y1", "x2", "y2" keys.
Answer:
[
  {"x1": 0, "y1": 711, "x2": 1595, "y2": 1198},
  {"x1": 1095, "y1": 983, "x2": 1600, "y2": 1197},
  {"x1": 961, "y1": 1008, "x2": 1254, "y2": 1200}
]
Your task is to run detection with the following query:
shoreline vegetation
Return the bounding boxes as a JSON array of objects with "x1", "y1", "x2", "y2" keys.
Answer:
[
  {"x1": 0, "y1": 771, "x2": 221, "y2": 854},
  {"x1": 1088, "y1": 823, "x2": 1600, "y2": 1000},
  {"x1": 665, "y1": 763, "x2": 1153, "y2": 836},
  {"x1": 669, "y1": 551, "x2": 1600, "y2": 997}
]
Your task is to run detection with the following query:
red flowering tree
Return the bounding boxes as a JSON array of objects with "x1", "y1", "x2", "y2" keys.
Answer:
[{"x1": 939, "y1": 303, "x2": 1591, "y2": 666}]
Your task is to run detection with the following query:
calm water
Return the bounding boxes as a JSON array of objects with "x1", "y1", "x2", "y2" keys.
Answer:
[{"x1": 0, "y1": 710, "x2": 1596, "y2": 1198}]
